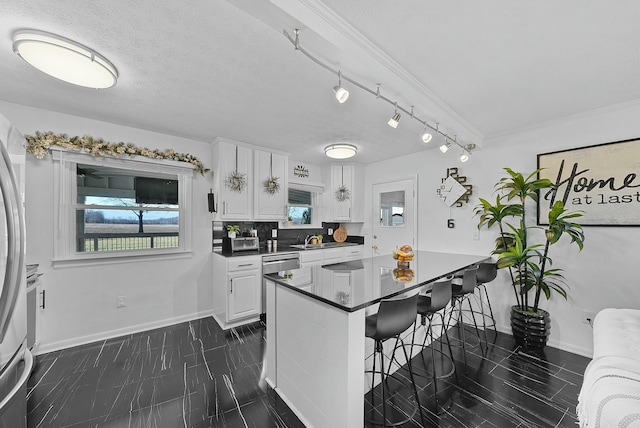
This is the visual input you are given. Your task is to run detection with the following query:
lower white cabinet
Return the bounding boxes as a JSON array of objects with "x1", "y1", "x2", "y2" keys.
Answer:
[{"x1": 213, "y1": 253, "x2": 262, "y2": 329}]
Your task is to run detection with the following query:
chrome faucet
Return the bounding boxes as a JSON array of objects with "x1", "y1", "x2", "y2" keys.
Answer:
[{"x1": 304, "y1": 235, "x2": 313, "y2": 248}]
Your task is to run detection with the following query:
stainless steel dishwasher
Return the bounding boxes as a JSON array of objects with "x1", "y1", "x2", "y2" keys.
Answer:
[{"x1": 261, "y1": 252, "x2": 300, "y2": 323}]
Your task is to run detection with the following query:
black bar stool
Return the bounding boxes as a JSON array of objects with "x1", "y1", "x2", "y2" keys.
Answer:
[
  {"x1": 365, "y1": 293, "x2": 423, "y2": 427},
  {"x1": 475, "y1": 262, "x2": 498, "y2": 334},
  {"x1": 449, "y1": 265, "x2": 482, "y2": 365},
  {"x1": 410, "y1": 276, "x2": 457, "y2": 412}
]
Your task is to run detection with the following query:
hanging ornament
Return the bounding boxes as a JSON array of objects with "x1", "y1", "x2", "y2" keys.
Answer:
[
  {"x1": 225, "y1": 146, "x2": 247, "y2": 192},
  {"x1": 263, "y1": 153, "x2": 280, "y2": 194},
  {"x1": 335, "y1": 165, "x2": 351, "y2": 202}
]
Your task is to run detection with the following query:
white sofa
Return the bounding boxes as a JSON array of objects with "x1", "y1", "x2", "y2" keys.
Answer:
[{"x1": 577, "y1": 308, "x2": 640, "y2": 428}]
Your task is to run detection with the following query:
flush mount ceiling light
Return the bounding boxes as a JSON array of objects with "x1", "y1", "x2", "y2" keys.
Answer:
[
  {"x1": 325, "y1": 144, "x2": 357, "y2": 159},
  {"x1": 12, "y1": 30, "x2": 118, "y2": 89},
  {"x1": 284, "y1": 29, "x2": 476, "y2": 159},
  {"x1": 333, "y1": 70, "x2": 349, "y2": 104}
]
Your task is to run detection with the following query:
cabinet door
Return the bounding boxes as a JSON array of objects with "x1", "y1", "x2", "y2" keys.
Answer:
[
  {"x1": 343, "y1": 246, "x2": 363, "y2": 261},
  {"x1": 218, "y1": 142, "x2": 252, "y2": 220},
  {"x1": 332, "y1": 165, "x2": 353, "y2": 221},
  {"x1": 323, "y1": 247, "x2": 344, "y2": 265},
  {"x1": 254, "y1": 150, "x2": 288, "y2": 220},
  {"x1": 228, "y1": 270, "x2": 260, "y2": 321}
]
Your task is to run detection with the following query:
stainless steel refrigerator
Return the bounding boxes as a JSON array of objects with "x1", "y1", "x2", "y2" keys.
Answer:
[{"x1": 0, "y1": 113, "x2": 33, "y2": 427}]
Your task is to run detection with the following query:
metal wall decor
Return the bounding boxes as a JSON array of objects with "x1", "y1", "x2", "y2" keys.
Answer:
[
  {"x1": 335, "y1": 165, "x2": 351, "y2": 201},
  {"x1": 436, "y1": 167, "x2": 473, "y2": 207},
  {"x1": 263, "y1": 153, "x2": 280, "y2": 194},
  {"x1": 225, "y1": 145, "x2": 247, "y2": 192}
]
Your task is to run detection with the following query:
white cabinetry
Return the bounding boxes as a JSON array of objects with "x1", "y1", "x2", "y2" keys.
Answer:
[
  {"x1": 213, "y1": 139, "x2": 253, "y2": 220},
  {"x1": 343, "y1": 245, "x2": 364, "y2": 261},
  {"x1": 253, "y1": 149, "x2": 288, "y2": 220},
  {"x1": 299, "y1": 250, "x2": 323, "y2": 268},
  {"x1": 212, "y1": 253, "x2": 262, "y2": 329},
  {"x1": 326, "y1": 164, "x2": 364, "y2": 222}
]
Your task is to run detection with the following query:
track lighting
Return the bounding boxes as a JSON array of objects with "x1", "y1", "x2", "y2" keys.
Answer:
[
  {"x1": 333, "y1": 71, "x2": 349, "y2": 103},
  {"x1": 460, "y1": 144, "x2": 475, "y2": 162},
  {"x1": 284, "y1": 29, "x2": 477, "y2": 160},
  {"x1": 388, "y1": 103, "x2": 401, "y2": 128},
  {"x1": 439, "y1": 141, "x2": 451, "y2": 153},
  {"x1": 421, "y1": 129, "x2": 432, "y2": 143}
]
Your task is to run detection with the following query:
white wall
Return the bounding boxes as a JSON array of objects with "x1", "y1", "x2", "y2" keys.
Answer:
[
  {"x1": 364, "y1": 101, "x2": 640, "y2": 357},
  {"x1": 0, "y1": 101, "x2": 214, "y2": 353}
]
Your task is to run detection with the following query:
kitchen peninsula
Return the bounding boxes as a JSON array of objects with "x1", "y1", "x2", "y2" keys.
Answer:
[{"x1": 264, "y1": 251, "x2": 488, "y2": 427}]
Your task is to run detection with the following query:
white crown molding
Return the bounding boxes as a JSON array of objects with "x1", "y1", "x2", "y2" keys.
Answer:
[
  {"x1": 268, "y1": 0, "x2": 485, "y2": 146},
  {"x1": 486, "y1": 97, "x2": 640, "y2": 142}
]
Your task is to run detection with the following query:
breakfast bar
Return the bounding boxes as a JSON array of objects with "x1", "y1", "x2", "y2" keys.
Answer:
[{"x1": 264, "y1": 250, "x2": 488, "y2": 428}]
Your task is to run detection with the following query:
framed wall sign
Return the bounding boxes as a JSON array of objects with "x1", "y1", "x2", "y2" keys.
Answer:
[{"x1": 537, "y1": 138, "x2": 640, "y2": 226}]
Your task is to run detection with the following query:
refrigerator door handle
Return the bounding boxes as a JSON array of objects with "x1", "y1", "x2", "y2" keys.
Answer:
[
  {"x1": 0, "y1": 346, "x2": 33, "y2": 414},
  {"x1": 0, "y1": 139, "x2": 25, "y2": 343}
]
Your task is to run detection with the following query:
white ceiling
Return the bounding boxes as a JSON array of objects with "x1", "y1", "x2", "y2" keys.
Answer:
[{"x1": 1, "y1": 0, "x2": 639, "y2": 166}]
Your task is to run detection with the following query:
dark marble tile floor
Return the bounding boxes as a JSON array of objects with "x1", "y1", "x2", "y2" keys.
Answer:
[{"x1": 27, "y1": 317, "x2": 589, "y2": 427}]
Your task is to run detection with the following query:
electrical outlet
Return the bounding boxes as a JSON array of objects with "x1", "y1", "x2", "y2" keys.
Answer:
[
  {"x1": 328, "y1": 228, "x2": 334, "y2": 235},
  {"x1": 117, "y1": 295, "x2": 126, "y2": 308},
  {"x1": 271, "y1": 229, "x2": 277, "y2": 238},
  {"x1": 582, "y1": 310, "x2": 596, "y2": 325}
]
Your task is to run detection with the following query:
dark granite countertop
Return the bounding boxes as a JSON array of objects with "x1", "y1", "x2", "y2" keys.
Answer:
[
  {"x1": 213, "y1": 242, "x2": 363, "y2": 258},
  {"x1": 264, "y1": 250, "x2": 489, "y2": 312}
]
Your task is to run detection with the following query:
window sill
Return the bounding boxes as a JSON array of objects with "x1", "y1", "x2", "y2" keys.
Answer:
[{"x1": 52, "y1": 249, "x2": 193, "y2": 269}]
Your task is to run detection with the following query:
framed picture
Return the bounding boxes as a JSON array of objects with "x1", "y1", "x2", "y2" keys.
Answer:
[{"x1": 537, "y1": 138, "x2": 640, "y2": 226}]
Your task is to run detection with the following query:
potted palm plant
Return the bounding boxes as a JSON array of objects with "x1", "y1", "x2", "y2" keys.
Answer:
[{"x1": 474, "y1": 168, "x2": 585, "y2": 350}]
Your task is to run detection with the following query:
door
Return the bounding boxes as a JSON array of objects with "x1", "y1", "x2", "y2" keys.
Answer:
[
  {"x1": 372, "y1": 177, "x2": 416, "y2": 256},
  {"x1": 228, "y1": 270, "x2": 260, "y2": 321}
]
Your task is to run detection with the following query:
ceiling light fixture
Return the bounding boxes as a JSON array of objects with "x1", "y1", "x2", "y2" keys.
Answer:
[
  {"x1": 460, "y1": 143, "x2": 476, "y2": 162},
  {"x1": 388, "y1": 103, "x2": 401, "y2": 128},
  {"x1": 333, "y1": 70, "x2": 349, "y2": 103},
  {"x1": 421, "y1": 125, "x2": 433, "y2": 144},
  {"x1": 325, "y1": 144, "x2": 357, "y2": 159},
  {"x1": 439, "y1": 140, "x2": 451, "y2": 153},
  {"x1": 284, "y1": 29, "x2": 476, "y2": 160},
  {"x1": 12, "y1": 30, "x2": 118, "y2": 89}
]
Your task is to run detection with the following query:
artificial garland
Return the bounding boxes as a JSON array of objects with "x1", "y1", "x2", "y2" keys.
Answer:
[{"x1": 25, "y1": 131, "x2": 209, "y2": 175}]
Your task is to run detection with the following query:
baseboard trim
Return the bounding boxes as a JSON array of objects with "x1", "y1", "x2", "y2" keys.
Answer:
[{"x1": 34, "y1": 310, "x2": 214, "y2": 356}]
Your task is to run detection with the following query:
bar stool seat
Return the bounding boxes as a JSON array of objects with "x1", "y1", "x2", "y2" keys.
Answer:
[
  {"x1": 410, "y1": 276, "x2": 457, "y2": 412},
  {"x1": 365, "y1": 293, "x2": 423, "y2": 427}
]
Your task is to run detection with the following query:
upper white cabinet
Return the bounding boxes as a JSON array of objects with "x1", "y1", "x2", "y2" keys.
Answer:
[
  {"x1": 213, "y1": 140, "x2": 252, "y2": 220},
  {"x1": 326, "y1": 164, "x2": 364, "y2": 222},
  {"x1": 253, "y1": 149, "x2": 288, "y2": 220}
]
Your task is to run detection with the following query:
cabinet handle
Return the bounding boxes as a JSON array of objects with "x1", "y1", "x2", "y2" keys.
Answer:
[
  {"x1": 39, "y1": 289, "x2": 45, "y2": 309},
  {"x1": 230, "y1": 278, "x2": 233, "y2": 293},
  {"x1": 237, "y1": 263, "x2": 253, "y2": 267},
  {"x1": 223, "y1": 201, "x2": 226, "y2": 215}
]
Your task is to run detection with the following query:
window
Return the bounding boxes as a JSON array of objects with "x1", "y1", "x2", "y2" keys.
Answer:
[
  {"x1": 52, "y1": 149, "x2": 193, "y2": 263},
  {"x1": 287, "y1": 186, "x2": 320, "y2": 227}
]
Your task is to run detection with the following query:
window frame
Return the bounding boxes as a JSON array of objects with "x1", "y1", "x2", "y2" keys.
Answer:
[
  {"x1": 287, "y1": 184, "x2": 322, "y2": 229},
  {"x1": 51, "y1": 148, "x2": 193, "y2": 266}
]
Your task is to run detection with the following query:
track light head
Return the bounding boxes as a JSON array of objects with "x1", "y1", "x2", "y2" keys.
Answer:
[
  {"x1": 439, "y1": 141, "x2": 451, "y2": 153},
  {"x1": 388, "y1": 112, "x2": 401, "y2": 128},
  {"x1": 421, "y1": 131, "x2": 432, "y2": 143},
  {"x1": 333, "y1": 71, "x2": 349, "y2": 103},
  {"x1": 460, "y1": 151, "x2": 469, "y2": 162},
  {"x1": 334, "y1": 85, "x2": 349, "y2": 103}
]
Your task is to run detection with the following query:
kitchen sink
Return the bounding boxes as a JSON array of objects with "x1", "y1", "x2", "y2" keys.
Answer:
[{"x1": 289, "y1": 242, "x2": 358, "y2": 250}]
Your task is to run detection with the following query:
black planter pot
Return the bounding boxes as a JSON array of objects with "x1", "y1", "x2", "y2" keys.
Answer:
[{"x1": 510, "y1": 305, "x2": 550, "y2": 350}]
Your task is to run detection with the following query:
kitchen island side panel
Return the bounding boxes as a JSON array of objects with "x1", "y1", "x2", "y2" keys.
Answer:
[{"x1": 275, "y1": 285, "x2": 365, "y2": 428}]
